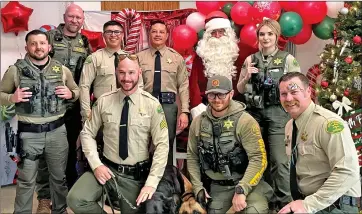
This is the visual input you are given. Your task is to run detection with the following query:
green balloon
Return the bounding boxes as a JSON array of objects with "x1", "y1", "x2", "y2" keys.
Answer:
[
  {"x1": 312, "y1": 16, "x2": 335, "y2": 40},
  {"x1": 279, "y1": 12, "x2": 303, "y2": 37},
  {"x1": 222, "y1": 3, "x2": 234, "y2": 18},
  {"x1": 231, "y1": 21, "x2": 241, "y2": 36},
  {"x1": 247, "y1": 1, "x2": 254, "y2": 5},
  {"x1": 198, "y1": 29, "x2": 205, "y2": 40}
]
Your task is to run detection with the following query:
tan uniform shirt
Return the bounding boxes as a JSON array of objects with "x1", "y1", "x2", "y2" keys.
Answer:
[
  {"x1": 79, "y1": 48, "x2": 127, "y2": 121},
  {"x1": 187, "y1": 100, "x2": 267, "y2": 196},
  {"x1": 80, "y1": 88, "x2": 169, "y2": 188},
  {"x1": 237, "y1": 48, "x2": 301, "y2": 93},
  {"x1": 137, "y1": 46, "x2": 190, "y2": 113},
  {"x1": 285, "y1": 102, "x2": 361, "y2": 213},
  {"x1": 0, "y1": 56, "x2": 79, "y2": 124}
]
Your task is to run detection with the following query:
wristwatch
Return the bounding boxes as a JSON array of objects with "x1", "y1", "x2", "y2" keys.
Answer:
[{"x1": 235, "y1": 185, "x2": 244, "y2": 195}]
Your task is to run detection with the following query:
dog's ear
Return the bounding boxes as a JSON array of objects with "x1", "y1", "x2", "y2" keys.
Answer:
[
  {"x1": 196, "y1": 189, "x2": 207, "y2": 209},
  {"x1": 171, "y1": 193, "x2": 182, "y2": 214}
]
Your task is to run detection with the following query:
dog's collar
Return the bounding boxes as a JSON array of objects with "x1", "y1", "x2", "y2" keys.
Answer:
[{"x1": 181, "y1": 192, "x2": 195, "y2": 201}]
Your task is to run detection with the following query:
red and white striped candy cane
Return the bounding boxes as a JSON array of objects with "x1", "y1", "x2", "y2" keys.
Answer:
[{"x1": 112, "y1": 8, "x2": 142, "y2": 54}]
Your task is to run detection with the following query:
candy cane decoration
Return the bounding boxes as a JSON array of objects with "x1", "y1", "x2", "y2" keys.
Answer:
[{"x1": 112, "y1": 8, "x2": 142, "y2": 54}]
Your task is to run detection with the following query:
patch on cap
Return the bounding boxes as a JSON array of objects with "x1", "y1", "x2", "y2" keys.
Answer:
[{"x1": 212, "y1": 79, "x2": 220, "y2": 87}]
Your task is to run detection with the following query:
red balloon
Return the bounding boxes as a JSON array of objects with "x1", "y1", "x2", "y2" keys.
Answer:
[
  {"x1": 289, "y1": 24, "x2": 313, "y2": 45},
  {"x1": 299, "y1": 2, "x2": 327, "y2": 24},
  {"x1": 81, "y1": 29, "x2": 105, "y2": 52},
  {"x1": 252, "y1": 2, "x2": 282, "y2": 21},
  {"x1": 239, "y1": 22, "x2": 258, "y2": 48},
  {"x1": 1, "y1": 1, "x2": 33, "y2": 36},
  {"x1": 279, "y1": 1, "x2": 300, "y2": 12},
  {"x1": 196, "y1": 2, "x2": 220, "y2": 15},
  {"x1": 231, "y1": 2, "x2": 252, "y2": 25},
  {"x1": 172, "y1": 25, "x2": 197, "y2": 51}
]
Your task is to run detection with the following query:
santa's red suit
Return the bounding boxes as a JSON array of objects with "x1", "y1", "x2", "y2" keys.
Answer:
[{"x1": 189, "y1": 43, "x2": 258, "y2": 117}]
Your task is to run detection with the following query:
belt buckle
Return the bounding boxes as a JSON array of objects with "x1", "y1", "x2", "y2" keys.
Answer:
[
  {"x1": 40, "y1": 123, "x2": 49, "y2": 132},
  {"x1": 118, "y1": 165, "x2": 125, "y2": 174}
]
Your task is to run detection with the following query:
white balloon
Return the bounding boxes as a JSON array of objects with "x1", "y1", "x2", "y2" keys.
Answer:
[
  {"x1": 326, "y1": 2, "x2": 344, "y2": 18},
  {"x1": 186, "y1": 12, "x2": 206, "y2": 33}
]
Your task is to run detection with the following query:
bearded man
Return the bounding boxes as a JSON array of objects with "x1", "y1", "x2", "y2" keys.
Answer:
[{"x1": 189, "y1": 14, "x2": 241, "y2": 119}]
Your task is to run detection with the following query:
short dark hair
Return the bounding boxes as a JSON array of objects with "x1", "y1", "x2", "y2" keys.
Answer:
[
  {"x1": 103, "y1": 20, "x2": 124, "y2": 32},
  {"x1": 150, "y1": 20, "x2": 168, "y2": 32},
  {"x1": 279, "y1": 72, "x2": 309, "y2": 87},
  {"x1": 25, "y1": 30, "x2": 49, "y2": 42}
]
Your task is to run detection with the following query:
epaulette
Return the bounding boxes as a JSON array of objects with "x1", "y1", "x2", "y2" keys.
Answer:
[
  {"x1": 141, "y1": 90, "x2": 158, "y2": 102},
  {"x1": 167, "y1": 47, "x2": 182, "y2": 57},
  {"x1": 97, "y1": 90, "x2": 118, "y2": 101}
]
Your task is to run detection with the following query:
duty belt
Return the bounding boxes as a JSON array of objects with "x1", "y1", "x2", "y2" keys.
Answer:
[
  {"x1": 18, "y1": 117, "x2": 64, "y2": 133},
  {"x1": 102, "y1": 157, "x2": 150, "y2": 180},
  {"x1": 212, "y1": 179, "x2": 239, "y2": 186},
  {"x1": 157, "y1": 92, "x2": 176, "y2": 104},
  {"x1": 300, "y1": 194, "x2": 359, "y2": 211}
]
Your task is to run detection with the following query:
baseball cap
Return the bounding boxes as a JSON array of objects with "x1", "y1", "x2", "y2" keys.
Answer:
[{"x1": 205, "y1": 75, "x2": 233, "y2": 94}]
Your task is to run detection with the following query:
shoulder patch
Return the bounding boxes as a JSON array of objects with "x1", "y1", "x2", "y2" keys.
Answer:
[
  {"x1": 251, "y1": 123, "x2": 262, "y2": 137},
  {"x1": 160, "y1": 118, "x2": 168, "y2": 130},
  {"x1": 292, "y1": 58, "x2": 299, "y2": 67},
  {"x1": 157, "y1": 105, "x2": 164, "y2": 114},
  {"x1": 326, "y1": 120, "x2": 344, "y2": 134},
  {"x1": 85, "y1": 55, "x2": 92, "y2": 64}
]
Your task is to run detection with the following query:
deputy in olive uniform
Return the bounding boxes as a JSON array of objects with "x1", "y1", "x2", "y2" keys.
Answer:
[
  {"x1": 187, "y1": 75, "x2": 273, "y2": 213},
  {"x1": 0, "y1": 30, "x2": 79, "y2": 214},
  {"x1": 278, "y1": 72, "x2": 361, "y2": 214},
  {"x1": 237, "y1": 19, "x2": 300, "y2": 210},
  {"x1": 137, "y1": 20, "x2": 189, "y2": 165},
  {"x1": 37, "y1": 4, "x2": 91, "y2": 207},
  {"x1": 79, "y1": 20, "x2": 127, "y2": 122},
  {"x1": 67, "y1": 54, "x2": 169, "y2": 214}
]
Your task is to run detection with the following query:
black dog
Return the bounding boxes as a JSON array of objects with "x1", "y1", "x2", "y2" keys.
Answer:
[{"x1": 144, "y1": 165, "x2": 185, "y2": 214}]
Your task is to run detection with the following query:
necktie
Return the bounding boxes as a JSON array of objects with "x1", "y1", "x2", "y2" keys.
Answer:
[
  {"x1": 114, "y1": 52, "x2": 119, "y2": 69},
  {"x1": 290, "y1": 120, "x2": 301, "y2": 200},
  {"x1": 153, "y1": 50, "x2": 161, "y2": 98},
  {"x1": 119, "y1": 96, "x2": 130, "y2": 160}
]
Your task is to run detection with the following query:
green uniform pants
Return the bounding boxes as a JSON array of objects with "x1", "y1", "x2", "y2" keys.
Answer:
[
  {"x1": 14, "y1": 124, "x2": 68, "y2": 214},
  {"x1": 162, "y1": 102, "x2": 178, "y2": 165},
  {"x1": 316, "y1": 203, "x2": 358, "y2": 214},
  {"x1": 247, "y1": 105, "x2": 292, "y2": 207},
  {"x1": 67, "y1": 165, "x2": 145, "y2": 214},
  {"x1": 208, "y1": 180, "x2": 273, "y2": 213}
]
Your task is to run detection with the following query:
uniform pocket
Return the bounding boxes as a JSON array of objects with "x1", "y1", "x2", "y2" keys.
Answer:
[
  {"x1": 300, "y1": 142, "x2": 315, "y2": 156},
  {"x1": 96, "y1": 67, "x2": 113, "y2": 76},
  {"x1": 208, "y1": 201, "x2": 225, "y2": 214},
  {"x1": 162, "y1": 65, "x2": 177, "y2": 83}
]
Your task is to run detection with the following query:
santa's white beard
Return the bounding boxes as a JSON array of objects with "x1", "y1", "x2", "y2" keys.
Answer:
[{"x1": 196, "y1": 35, "x2": 239, "y2": 79}]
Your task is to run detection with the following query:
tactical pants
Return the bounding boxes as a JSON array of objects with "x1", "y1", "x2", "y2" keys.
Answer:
[
  {"x1": 247, "y1": 105, "x2": 292, "y2": 207},
  {"x1": 67, "y1": 166, "x2": 145, "y2": 214},
  {"x1": 36, "y1": 103, "x2": 82, "y2": 200},
  {"x1": 316, "y1": 203, "x2": 358, "y2": 214},
  {"x1": 208, "y1": 180, "x2": 273, "y2": 213},
  {"x1": 162, "y1": 102, "x2": 178, "y2": 165},
  {"x1": 14, "y1": 125, "x2": 68, "y2": 214}
]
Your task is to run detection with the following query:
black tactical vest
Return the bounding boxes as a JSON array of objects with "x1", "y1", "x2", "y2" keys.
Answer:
[
  {"x1": 245, "y1": 50, "x2": 288, "y2": 108},
  {"x1": 198, "y1": 111, "x2": 249, "y2": 178},
  {"x1": 15, "y1": 59, "x2": 67, "y2": 117}
]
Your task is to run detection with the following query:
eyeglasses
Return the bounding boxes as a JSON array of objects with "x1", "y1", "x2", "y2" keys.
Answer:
[
  {"x1": 207, "y1": 91, "x2": 230, "y2": 100},
  {"x1": 104, "y1": 30, "x2": 123, "y2": 36}
]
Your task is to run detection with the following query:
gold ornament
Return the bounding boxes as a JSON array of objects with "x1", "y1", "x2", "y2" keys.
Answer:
[{"x1": 330, "y1": 94, "x2": 337, "y2": 102}]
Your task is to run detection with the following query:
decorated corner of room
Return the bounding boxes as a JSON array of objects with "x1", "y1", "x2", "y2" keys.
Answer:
[{"x1": 307, "y1": 2, "x2": 361, "y2": 166}]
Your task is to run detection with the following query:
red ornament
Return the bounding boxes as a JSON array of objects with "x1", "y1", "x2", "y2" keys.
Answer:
[
  {"x1": 321, "y1": 81, "x2": 329, "y2": 88},
  {"x1": 333, "y1": 29, "x2": 338, "y2": 45},
  {"x1": 1, "y1": 1, "x2": 33, "y2": 36},
  {"x1": 81, "y1": 29, "x2": 105, "y2": 52},
  {"x1": 353, "y1": 35, "x2": 361, "y2": 44},
  {"x1": 344, "y1": 89, "x2": 350, "y2": 96},
  {"x1": 344, "y1": 56, "x2": 353, "y2": 64}
]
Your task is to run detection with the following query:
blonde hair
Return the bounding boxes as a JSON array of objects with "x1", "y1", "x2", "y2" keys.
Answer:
[{"x1": 256, "y1": 19, "x2": 281, "y2": 40}]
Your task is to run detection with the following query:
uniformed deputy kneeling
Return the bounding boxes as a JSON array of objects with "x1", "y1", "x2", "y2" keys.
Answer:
[
  {"x1": 0, "y1": 29, "x2": 79, "y2": 214},
  {"x1": 67, "y1": 53, "x2": 169, "y2": 213},
  {"x1": 187, "y1": 75, "x2": 273, "y2": 214}
]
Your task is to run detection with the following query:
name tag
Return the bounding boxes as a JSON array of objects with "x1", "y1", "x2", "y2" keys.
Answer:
[
  {"x1": 73, "y1": 47, "x2": 86, "y2": 53},
  {"x1": 269, "y1": 69, "x2": 279, "y2": 73},
  {"x1": 54, "y1": 43, "x2": 66, "y2": 47}
]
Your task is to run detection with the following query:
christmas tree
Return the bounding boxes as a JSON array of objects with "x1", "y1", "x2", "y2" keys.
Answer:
[{"x1": 316, "y1": 1, "x2": 361, "y2": 114}]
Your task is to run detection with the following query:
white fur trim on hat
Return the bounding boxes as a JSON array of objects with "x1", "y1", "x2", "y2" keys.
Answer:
[{"x1": 205, "y1": 18, "x2": 231, "y2": 32}]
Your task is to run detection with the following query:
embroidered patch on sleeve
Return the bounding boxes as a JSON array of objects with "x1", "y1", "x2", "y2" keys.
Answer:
[
  {"x1": 251, "y1": 123, "x2": 262, "y2": 136},
  {"x1": 326, "y1": 120, "x2": 344, "y2": 134},
  {"x1": 157, "y1": 105, "x2": 164, "y2": 114},
  {"x1": 292, "y1": 58, "x2": 299, "y2": 67},
  {"x1": 160, "y1": 118, "x2": 168, "y2": 130},
  {"x1": 85, "y1": 55, "x2": 92, "y2": 64}
]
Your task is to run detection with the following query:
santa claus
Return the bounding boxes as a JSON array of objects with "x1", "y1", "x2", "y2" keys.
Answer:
[{"x1": 189, "y1": 12, "x2": 243, "y2": 118}]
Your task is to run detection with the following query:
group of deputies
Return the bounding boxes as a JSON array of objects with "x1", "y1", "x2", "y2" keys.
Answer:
[{"x1": 0, "y1": 3, "x2": 360, "y2": 214}]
